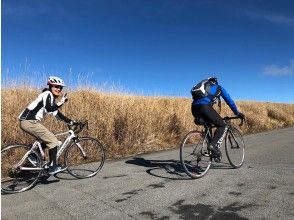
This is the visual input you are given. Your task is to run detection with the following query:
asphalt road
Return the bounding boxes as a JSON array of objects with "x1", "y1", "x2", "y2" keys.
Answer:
[{"x1": 2, "y1": 127, "x2": 294, "y2": 220}]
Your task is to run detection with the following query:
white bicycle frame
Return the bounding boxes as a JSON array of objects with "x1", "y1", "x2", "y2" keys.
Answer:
[
  {"x1": 55, "y1": 130, "x2": 76, "y2": 159},
  {"x1": 18, "y1": 129, "x2": 86, "y2": 171}
]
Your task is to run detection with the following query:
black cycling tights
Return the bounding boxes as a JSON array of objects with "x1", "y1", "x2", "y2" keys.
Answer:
[
  {"x1": 191, "y1": 104, "x2": 226, "y2": 147},
  {"x1": 48, "y1": 147, "x2": 57, "y2": 166}
]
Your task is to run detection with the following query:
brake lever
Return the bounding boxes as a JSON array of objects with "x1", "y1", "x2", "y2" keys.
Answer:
[{"x1": 223, "y1": 116, "x2": 229, "y2": 122}]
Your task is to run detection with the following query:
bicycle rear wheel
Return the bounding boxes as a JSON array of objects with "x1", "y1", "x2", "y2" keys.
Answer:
[
  {"x1": 65, "y1": 137, "x2": 106, "y2": 178},
  {"x1": 180, "y1": 131, "x2": 211, "y2": 178},
  {"x1": 225, "y1": 127, "x2": 245, "y2": 168},
  {"x1": 1, "y1": 144, "x2": 43, "y2": 193}
]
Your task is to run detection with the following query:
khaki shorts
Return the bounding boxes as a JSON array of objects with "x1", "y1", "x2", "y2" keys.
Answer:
[{"x1": 20, "y1": 120, "x2": 60, "y2": 149}]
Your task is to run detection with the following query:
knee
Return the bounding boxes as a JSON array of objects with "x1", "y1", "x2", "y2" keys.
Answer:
[{"x1": 47, "y1": 141, "x2": 62, "y2": 149}]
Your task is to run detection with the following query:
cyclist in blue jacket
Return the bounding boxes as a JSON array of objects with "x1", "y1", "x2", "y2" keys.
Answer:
[{"x1": 191, "y1": 77, "x2": 245, "y2": 158}]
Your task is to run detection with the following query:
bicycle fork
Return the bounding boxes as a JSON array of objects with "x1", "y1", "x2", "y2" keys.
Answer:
[
  {"x1": 227, "y1": 131, "x2": 239, "y2": 149},
  {"x1": 74, "y1": 140, "x2": 88, "y2": 159}
]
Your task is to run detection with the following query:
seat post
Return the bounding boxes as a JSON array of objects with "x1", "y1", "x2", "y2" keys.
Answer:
[{"x1": 32, "y1": 141, "x2": 45, "y2": 160}]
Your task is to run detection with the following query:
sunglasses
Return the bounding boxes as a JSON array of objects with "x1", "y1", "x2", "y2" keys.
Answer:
[{"x1": 53, "y1": 85, "x2": 63, "y2": 90}]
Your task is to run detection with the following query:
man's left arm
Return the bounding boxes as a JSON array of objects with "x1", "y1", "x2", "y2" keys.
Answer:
[
  {"x1": 220, "y1": 86, "x2": 239, "y2": 115},
  {"x1": 54, "y1": 110, "x2": 72, "y2": 124}
]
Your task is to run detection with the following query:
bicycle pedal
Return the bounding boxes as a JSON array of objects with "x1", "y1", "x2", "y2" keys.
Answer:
[{"x1": 202, "y1": 150, "x2": 210, "y2": 157}]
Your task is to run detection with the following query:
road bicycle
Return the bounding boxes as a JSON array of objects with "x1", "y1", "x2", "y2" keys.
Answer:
[
  {"x1": 180, "y1": 116, "x2": 245, "y2": 178},
  {"x1": 1, "y1": 120, "x2": 106, "y2": 193}
]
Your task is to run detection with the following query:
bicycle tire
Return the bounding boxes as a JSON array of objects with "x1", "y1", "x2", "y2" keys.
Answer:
[
  {"x1": 1, "y1": 144, "x2": 43, "y2": 193},
  {"x1": 180, "y1": 131, "x2": 211, "y2": 178},
  {"x1": 65, "y1": 137, "x2": 106, "y2": 179},
  {"x1": 225, "y1": 127, "x2": 245, "y2": 168}
]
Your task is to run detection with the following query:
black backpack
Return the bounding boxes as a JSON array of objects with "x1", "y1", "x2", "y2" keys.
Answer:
[
  {"x1": 191, "y1": 78, "x2": 222, "y2": 115},
  {"x1": 191, "y1": 79, "x2": 216, "y2": 99}
]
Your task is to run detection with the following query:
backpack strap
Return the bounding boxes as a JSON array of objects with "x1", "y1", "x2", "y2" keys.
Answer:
[
  {"x1": 217, "y1": 96, "x2": 222, "y2": 114},
  {"x1": 208, "y1": 85, "x2": 222, "y2": 113},
  {"x1": 215, "y1": 86, "x2": 222, "y2": 113}
]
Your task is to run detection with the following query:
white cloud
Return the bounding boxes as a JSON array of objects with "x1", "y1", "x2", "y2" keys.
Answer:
[
  {"x1": 3, "y1": 1, "x2": 64, "y2": 18},
  {"x1": 4, "y1": 4, "x2": 47, "y2": 17},
  {"x1": 246, "y1": 11, "x2": 294, "y2": 27},
  {"x1": 262, "y1": 60, "x2": 294, "y2": 76},
  {"x1": 262, "y1": 14, "x2": 294, "y2": 27}
]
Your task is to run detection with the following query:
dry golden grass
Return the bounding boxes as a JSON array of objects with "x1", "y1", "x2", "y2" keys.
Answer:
[{"x1": 2, "y1": 87, "x2": 294, "y2": 160}]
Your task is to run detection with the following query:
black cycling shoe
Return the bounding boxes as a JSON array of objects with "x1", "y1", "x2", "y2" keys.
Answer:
[
  {"x1": 214, "y1": 155, "x2": 222, "y2": 163},
  {"x1": 48, "y1": 165, "x2": 67, "y2": 175},
  {"x1": 207, "y1": 145, "x2": 221, "y2": 157}
]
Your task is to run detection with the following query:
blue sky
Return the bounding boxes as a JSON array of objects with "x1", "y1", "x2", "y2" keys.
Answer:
[{"x1": 2, "y1": 0, "x2": 294, "y2": 103}]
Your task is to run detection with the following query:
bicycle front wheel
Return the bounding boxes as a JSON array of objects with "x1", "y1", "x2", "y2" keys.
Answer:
[
  {"x1": 1, "y1": 144, "x2": 43, "y2": 193},
  {"x1": 65, "y1": 137, "x2": 106, "y2": 178},
  {"x1": 180, "y1": 131, "x2": 211, "y2": 178},
  {"x1": 225, "y1": 127, "x2": 245, "y2": 168}
]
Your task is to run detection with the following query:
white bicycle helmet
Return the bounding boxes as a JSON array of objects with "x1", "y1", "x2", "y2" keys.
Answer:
[{"x1": 47, "y1": 76, "x2": 66, "y2": 87}]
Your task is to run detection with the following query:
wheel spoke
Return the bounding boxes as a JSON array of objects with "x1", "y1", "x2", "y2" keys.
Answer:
[
  {"x1": 180, "y1": 131, "x2": 211, "y2": 178},
  {"x1": 1, "y1": 145, "x2": 42, "y2": 193},
  {"x1": 65, "y1": 137, "x2": 105, "y2": 178},
  {"x1": 225, "y1": 127, "x2": 245, "y2": 168}
]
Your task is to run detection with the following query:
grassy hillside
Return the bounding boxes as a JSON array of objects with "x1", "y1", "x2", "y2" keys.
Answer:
[{"x1": 2, "y1": 88, "x2": 294, "y2": 160}]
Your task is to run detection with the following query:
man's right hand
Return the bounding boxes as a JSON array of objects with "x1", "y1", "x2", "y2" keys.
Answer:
[
  {"x1": 238, "y1": 112, "x2": 245, "y2": 120},
  {"x1": 60, "y1": 93, "x2": 68, "y2": 103},
  {"x1": 69, "y1": 120, "x2": 78, "y2": 126},
  {"x1": 57, "y1": 93, "x2": 68, "y2": 107}
]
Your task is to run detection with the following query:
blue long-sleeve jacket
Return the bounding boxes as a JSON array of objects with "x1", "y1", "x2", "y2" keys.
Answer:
[{"x1": 192, "y1": 84, "x2": 239, "y2": 115}]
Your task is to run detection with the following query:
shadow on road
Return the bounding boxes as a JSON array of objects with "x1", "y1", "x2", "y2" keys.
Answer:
[
  {"x1": 211, "y1": 161, "x2": 234, "y2": 170},
  {"x1": 1, "y1": 174, "x2": 61, "y2": 195},
  {"x1": 125, "y1": 157, "x2": 191, "y2": 180},
  {"x1": 125, "y1": 156, "x2": 234, "y2": 181},
  {"x1": 53, "y1": 171, "x2": 80, "y2": 180}
]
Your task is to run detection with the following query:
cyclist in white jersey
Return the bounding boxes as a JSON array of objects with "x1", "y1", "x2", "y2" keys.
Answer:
[{"x1": 19, "y1": 76, "x2": 74, "y2": 174}]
